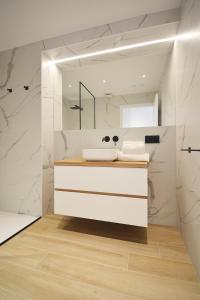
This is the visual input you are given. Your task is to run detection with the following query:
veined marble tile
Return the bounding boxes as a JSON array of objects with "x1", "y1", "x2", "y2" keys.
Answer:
[
  {"x1": 0, "y1": 42, "x2": 43, "y2": 217},
  {"x1": 166, "y1": 0, "x2": 200, "y2": 277},
  {"x1": 43, "y1": 8, "x2": 179, "y2": 52},
  {"x1": 40, "y1": 8, "x2": 179, "y2": 217},
  {"x1": 0, "y1": 6, "x2": 180, "y2": 227}
]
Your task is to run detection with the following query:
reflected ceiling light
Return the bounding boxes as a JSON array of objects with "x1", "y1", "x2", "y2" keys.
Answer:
[
  {"x1": 48, "y1": 32, "x2": 197, "y2": 65},
  {"x1": 68, "y1": 84, "x2": 72, "y2": 88},
  {"x1": 102, "y1": 79, "x2": 106, "y2": 84},
  {"x1": 142, "y1": 74, "x2": 146, "y2": 78}
]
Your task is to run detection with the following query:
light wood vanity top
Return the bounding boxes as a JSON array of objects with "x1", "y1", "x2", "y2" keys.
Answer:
[{"x1": 54, "y1": 158, "x2": 148, "y2": 168}]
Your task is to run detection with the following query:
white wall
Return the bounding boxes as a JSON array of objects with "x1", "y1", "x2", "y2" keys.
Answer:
[
  {"x1": 0, "y1": 9, "x2": 179, "y2": 225},
  {"x1": 0, "y1": 42, "x2": 43, "y2": 216},
  {"x1": 40, "y1": 10, "x2": 179, "y2": 214},
  {"x1": 175, "y1": 0, "x2": 200, "y2": 278},
  {"x1": 0, "y1": 2, "x2": 180, "y2": 51},
  {"x1": 63, "y1": 98, "x2": 75, "y2": 129},
  {"x1": 159, "y1": 49, "x2": 176, "y2": 126},
  {"x1": 158, "y1": 0, "x2": 200, "y2": 278},
  {"x1": 42, "y1": 57, "x2": 62, "y2": 213}
]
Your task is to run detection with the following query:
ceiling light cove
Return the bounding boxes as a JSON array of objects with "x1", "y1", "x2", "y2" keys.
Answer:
[{"x1": 47, "y1": 32, "x2": 197, "y2": 66}]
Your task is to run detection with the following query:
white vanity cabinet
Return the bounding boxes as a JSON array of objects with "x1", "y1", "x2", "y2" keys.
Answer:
[{"x1": 54, "y1": 159, "x2": 148, "y2": 227}]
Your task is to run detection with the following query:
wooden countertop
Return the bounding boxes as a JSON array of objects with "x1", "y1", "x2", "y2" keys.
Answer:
[{"x1": 54, "y1": 158, "x2": 148, "y2": 168}]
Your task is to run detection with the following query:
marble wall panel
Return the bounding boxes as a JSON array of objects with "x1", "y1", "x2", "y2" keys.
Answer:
[
  {"x1": 43, "y1": 8, "x2": 179, "y2": 52},
  {"x1": 0, "y1": 8, "x2": 180, "y2": 222},
  {"x1": 0, "y1": 42, "x2": 43, "y2": 216},
  {"x1": 175, "y1": 0, "x2": 200, "y2": 278},
  {"x1": 42, "y1": 56, "x2": 62, "y2": 213},
  {"x1": 41, "y1": 8, "x2": 179, "y2": 214},
  {"x1": 159, "y1": 49, "x2": 176, "y2": 126}
]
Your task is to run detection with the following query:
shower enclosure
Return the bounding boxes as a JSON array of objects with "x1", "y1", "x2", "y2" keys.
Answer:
[
  {"x1": 79, "y1": 81, "x2": 96, "y2": 130},
  {"x1": 68, "y1": 81, "x2": 96, "y2": 130}
]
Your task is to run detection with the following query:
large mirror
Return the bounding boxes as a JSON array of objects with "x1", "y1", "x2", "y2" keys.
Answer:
[
  {"x1": 46, "y1": 24, "x2": 176, "y2": 130},
  {"x1": 61, "y1": 54, "x2": 162, "y2": 130}
]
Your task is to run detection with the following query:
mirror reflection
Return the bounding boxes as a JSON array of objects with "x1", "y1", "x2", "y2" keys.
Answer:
[{"x1": 56, "y1": 27, "x2": 176, "y2": 130}]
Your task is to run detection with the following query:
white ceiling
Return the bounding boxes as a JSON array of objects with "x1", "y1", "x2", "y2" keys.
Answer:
[{"x1": 0, "y1": 0, "x2": 181, "y2": 51}]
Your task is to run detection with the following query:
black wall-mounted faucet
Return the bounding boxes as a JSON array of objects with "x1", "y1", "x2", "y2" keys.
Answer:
[{"x1": 102, "y1": 136, "x2": 110, "y2": 142}]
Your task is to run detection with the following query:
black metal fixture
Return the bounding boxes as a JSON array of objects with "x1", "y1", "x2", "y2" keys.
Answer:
[
  {"x1": 79, "y1": 81, "x2": 96, "y2": 130},
  {"x1": 181, "y1": 147, "x2": 200, "y2": 153},
  {"x1": 7, "y1": 88, "x2": 12, "y2": 93},
  {"x1": 112, "y1": 136, "x2": 119, "y2": 143},
  {"x1": 145, "y1": 135, "x2": 160, "y2": 144},
  {"x1": 102, "y1": 136, "x2": 110, "y2": 142},
  {"x1": 24, "y1": 85, "x2": 29, "y2": 90},
  {"x1": 70, "y1": 104, "x2": 83, "y2": 111}
]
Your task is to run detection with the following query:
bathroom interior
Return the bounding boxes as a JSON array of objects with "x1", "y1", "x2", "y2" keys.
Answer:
[{"x1": 0, "y1": 0, "x2": 200, "y2": 298}]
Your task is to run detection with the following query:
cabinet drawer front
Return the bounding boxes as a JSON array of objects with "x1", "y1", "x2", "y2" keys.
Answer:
[
  {"x1": 54, "y1": 191, "x2": 148, "y2": 227},
  {"x1": 54, "y1": 166, "x2": 148, "y2": 197}
]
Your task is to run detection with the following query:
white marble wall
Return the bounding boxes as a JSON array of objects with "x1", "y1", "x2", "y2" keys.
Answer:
[
  {"x1": 159, "y1": 49, "x2": 176, "y2": 126},
  {"x1": 42, "y1": 56, "x2": 62, "y2": 213},
  {"x1": 175, "y1": 0, "x2": 200, "y2": 277},
  {"x1": 54, "y1": 126, "x2": 177, "y2": 226},
  {"x1": 43, "y1": 8, "x2": 179, "y2": 52},
  {"x1": 0, "y1": 42, "x2": 43, "y2": 216},
  {"x1": 41, "y1": 8, "x2": 179, "y2": 214},
  {"x1": 0, "y1": 8, "x2": 180, "y2": 220}
]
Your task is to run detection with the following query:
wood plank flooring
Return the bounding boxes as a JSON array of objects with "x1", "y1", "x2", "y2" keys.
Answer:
[{"x1": 0, "y1": 214, "x2": 199, "y2": 300}]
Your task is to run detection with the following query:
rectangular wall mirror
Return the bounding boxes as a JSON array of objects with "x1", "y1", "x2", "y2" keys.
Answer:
[{"x1": 45, "y1": 24, "x2": 176, "y2": 130}]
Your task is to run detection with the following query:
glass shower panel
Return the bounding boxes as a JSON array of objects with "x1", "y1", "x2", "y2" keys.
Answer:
[{"x1": 79, "y1": 82, "x2": 95, "y2": 130}]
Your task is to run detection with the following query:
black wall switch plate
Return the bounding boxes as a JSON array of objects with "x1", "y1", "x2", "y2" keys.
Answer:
[{"x1": 145, "y1": 135, "x2": 160, "y2": 144}]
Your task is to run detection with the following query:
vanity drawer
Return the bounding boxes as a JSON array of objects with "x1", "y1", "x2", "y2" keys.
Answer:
[
  {"x1": 54, "y1": 166, "x2": 148, "y2": 197},
  {"x1": 54, "y1": 190, "x2": 148, "y2": 227}
]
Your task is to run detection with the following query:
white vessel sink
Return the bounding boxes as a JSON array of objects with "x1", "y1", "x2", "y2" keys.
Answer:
[{"x1": 82, "y1": 148, "x2": 118, "y2": 161}]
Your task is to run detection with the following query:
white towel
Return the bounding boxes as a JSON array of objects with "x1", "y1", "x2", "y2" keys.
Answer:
[
  {"x1": 118, "y1": 151, "x2": 149, "y2": 162},
  {"x1": 121, "y1": 141, "x2": 145, "y2": 155}
]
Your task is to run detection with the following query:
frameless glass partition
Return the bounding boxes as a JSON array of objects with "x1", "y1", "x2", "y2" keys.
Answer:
[
  {"x1": 62, "y1": 81, "x2": 95, "y2": 130},
  {"x1": 79, "y1": 82, "x2": 96, "y2": 130}
]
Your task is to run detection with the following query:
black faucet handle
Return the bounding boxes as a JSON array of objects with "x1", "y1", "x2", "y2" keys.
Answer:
[
  {"x1": 102, "y1": 136, "x2": 110, "y2": 142},
  {"x1": 112, "y1": 136, "x2": 119, "y2": 143}
]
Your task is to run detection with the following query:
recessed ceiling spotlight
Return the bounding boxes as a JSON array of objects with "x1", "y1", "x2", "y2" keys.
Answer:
[
  {"x1": 142, "y1": 74, "x2": 146, "y2": 78},
  {"x1": 68, "y1": 84, "x2": 72, "y2": 88},
  {"x1": 102, "y1": 79, "x2": 106, "y2": 84}
]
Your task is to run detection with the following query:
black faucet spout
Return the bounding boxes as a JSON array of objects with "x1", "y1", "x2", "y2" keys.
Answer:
[{"x1": 102, "y1": 136, "x2": 110, "y2": 142}]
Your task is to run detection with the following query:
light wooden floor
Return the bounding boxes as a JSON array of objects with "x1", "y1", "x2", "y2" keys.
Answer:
[{"x1": 0, "y1": 214, "x2": 199, "y2": 300}]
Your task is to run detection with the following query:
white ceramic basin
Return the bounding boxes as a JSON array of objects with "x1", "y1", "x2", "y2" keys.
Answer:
[{"x1": 82, "y1": 148, "x2": 118, "y2": 161}]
